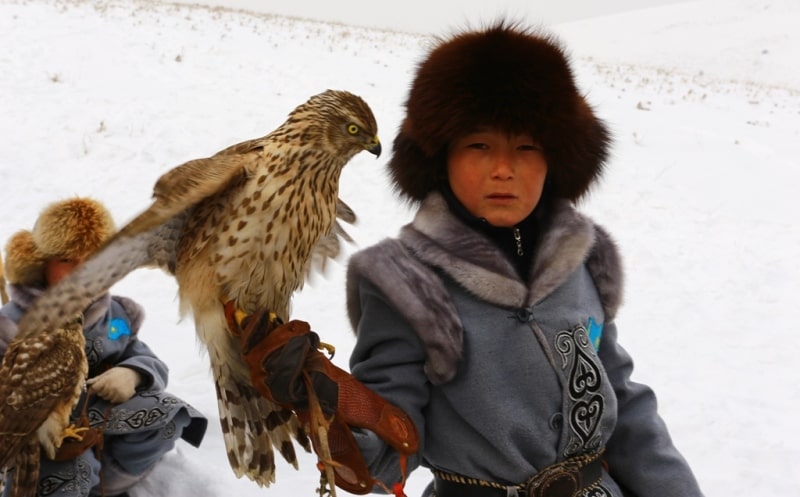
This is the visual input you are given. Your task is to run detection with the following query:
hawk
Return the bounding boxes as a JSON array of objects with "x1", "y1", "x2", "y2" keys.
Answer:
[
  {"x1": 0, "y1": 315, "x2": 88, "y2": 497},
  {"x1": 14, "y1": 89, "x2": 381, "y2": 487}
]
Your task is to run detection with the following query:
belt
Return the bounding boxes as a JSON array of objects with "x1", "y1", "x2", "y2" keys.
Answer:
[{"x1": 433, "y1": 452, "x2": 604, "y2": 497}]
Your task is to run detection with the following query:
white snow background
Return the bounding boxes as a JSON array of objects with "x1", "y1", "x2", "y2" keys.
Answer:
[{"x1": 1, "y1": 0, "x2": 798, "y2": 495}]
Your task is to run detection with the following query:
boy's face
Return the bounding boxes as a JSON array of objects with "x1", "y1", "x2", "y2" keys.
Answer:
[
  {"x1": 446, "y1": 129, "x2": 548, "y2": 227},
  {"x1": 44, "y1": 255, "x2": 85, "y2": 287}
]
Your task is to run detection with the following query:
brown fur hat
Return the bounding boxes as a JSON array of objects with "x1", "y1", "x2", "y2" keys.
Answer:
[
  {"x1": 389, "y1": 21, "x2": 612, "y2": 202},
  {"x1": 4, "y1": 197, "x2": 115, "y2": 287}
]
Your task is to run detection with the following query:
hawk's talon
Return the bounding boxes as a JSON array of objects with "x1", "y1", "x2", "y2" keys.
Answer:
[
  {"x1": 234, "y1": 309, "x2": 249, "y2": 328},
  {"x1": 61, "y1": 424, "x2": 89, "y2": 442},
  {"x1": 222, "y1": 299, "x2": 283, "y2": 338},
  {"x1": 319, "y1": 341, "x2": 336, "y2": 359},
  {"x1": 221, "y1": 299, "x2": 254, "y2": 337}
]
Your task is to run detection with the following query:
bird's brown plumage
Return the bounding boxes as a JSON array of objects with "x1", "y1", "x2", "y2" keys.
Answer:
[
  {"x1": 0, "y1": 316, "x2": 87, "y2": 497},
  {"x1": 14, "y1": 89, "x2": 381, "y2": 486}
]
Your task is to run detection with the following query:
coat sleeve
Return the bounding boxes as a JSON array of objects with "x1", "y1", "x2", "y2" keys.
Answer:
[
  {"x1": 115, "y1": 338, "x2": 169, "y2": 392},
  {"x1": 599, "y1": 322, "x2": 705, "y2": 497},
  {"x1": 109, "y1": 297, "x2": 169, "y2": 392},
  {"x1": 348, "y1": 277, "x2": 430, "y2": 488},
  {"x1": 0, "y1": 311, "x2": 18, "y2": 357},
  {"x1": 0, "y1": 301, "x2": 27, "y2": 357}
]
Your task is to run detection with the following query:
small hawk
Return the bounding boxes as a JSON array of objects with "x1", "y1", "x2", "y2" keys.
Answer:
[
  {"x1": 0, "y1": 316, "x2": 88, "y2": 497},
  {"x1": 14, "y1": 89, "x2": 381, "y2": 487}
]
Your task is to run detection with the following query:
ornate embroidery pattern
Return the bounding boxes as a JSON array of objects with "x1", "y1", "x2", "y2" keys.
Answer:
[
  {"x1": 583, "y1": 484, "x2": 611, "y2": 496},
  {"x1": 555, "y1": 325, "x2": 605, "y2": 457},
  {"x1": 39, "y1": 457, "x2": 92, "y2": 496},
  {"x1": 84, "y1": 336, "x2": 104, "y2": 370},
  {"x1": 86, "y1": 391, "x2": 185, "y2": 435}
]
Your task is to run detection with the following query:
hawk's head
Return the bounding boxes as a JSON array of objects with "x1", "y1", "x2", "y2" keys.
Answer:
[{"x1": 291, "y1": 90, "x2": 381, "y2": 160}]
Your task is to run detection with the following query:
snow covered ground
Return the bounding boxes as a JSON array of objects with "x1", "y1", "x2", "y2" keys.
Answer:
[{"x1": 0, "y1": 0, "x2": 798, "y2": 495}]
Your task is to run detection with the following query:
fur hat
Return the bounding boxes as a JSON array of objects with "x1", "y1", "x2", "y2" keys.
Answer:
[
  {"x1": 389, "y1": 21, "x2": 612, "y2": 202},
  {"x1": 4, "y1": 197, "x2": 116, "y2": 287},
  {"x1": 0, "y1": 253, "x2": 7, "y2": 304}
]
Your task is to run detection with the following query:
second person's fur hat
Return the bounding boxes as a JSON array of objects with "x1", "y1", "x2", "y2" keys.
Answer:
[
  {"x1": 389, "y1": 21, "x2": 612, "y2": 202},
  {"x1": 4, "y1": 197, "x2": 116, "y2": 287}
]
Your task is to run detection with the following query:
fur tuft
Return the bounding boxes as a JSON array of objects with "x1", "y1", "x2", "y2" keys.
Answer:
[
  {"x1": 32, "y1": 197, "x2": 115, "y2": 258},
  {"x1": 4, "y1": 230, "x2": 48, "y2": 287}
]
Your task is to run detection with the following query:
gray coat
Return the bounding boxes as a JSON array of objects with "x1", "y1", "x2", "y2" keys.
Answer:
[
  {"x1": 346, "y1": 193, "x2": 703, "y2": 497},
  {"x1": 0, "y1": 285, "x2": 207, "y2": 497}
]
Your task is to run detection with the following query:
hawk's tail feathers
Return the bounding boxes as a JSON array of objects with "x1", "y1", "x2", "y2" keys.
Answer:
[
  {"x1": 212, "y1": 364, "x2": 306, "y2": 487},
  {"x1": 7, "y1": 439, "x2": 40, "y2": 497}
]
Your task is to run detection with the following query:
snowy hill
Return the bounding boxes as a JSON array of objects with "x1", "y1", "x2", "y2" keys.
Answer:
[{"x1": 0, "y1": 0, "x2": 797, "y2": 495}]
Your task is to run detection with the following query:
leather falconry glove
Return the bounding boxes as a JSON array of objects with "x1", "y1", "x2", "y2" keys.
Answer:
[
  {"x1": 86, "y1": 366, "x2": 142, "y2": 404},
  {"x1": 224, "y1": 303, "x2": 418, "y2": 497}
]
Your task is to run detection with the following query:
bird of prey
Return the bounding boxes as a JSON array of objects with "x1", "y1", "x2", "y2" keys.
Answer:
[
  {"x1": 14, "y1": 89, "x2": 381, "y2": 487},
  {"x1": 0, "y1": 316, "x2": 88, "y2": 497}
]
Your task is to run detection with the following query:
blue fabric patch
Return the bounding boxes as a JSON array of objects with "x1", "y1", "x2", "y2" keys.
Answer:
[
  {"x1": 588, "y1": 317, "x2": 603, "y2": 351},
  {"x1": 108, "y1": 318, "x2": 131, "y2": 340}
]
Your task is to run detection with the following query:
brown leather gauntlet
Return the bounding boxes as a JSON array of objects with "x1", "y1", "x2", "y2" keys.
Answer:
[{"x1": 225, "y1": 304, "x2": 418, "y2": 495}]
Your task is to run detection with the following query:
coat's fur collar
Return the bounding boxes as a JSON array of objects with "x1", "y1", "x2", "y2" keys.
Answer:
[
  {"x1": 347, "y1": 192, "x2": 623, "y2": 383},
  {"x1": 407, "y1": 193, "x2": 603, "y2": 309}
]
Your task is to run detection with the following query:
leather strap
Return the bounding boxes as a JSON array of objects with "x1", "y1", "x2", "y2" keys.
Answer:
[{"x1": 434, "y1": 477, "x2": 513, "y2": 497}]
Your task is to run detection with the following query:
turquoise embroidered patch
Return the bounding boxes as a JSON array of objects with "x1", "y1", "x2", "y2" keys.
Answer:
[
  {"x1": 588, "y1": 317, "x2": 603, "y2": 351},
  {"x1": 108, "y1": 318, "x2": 131, "y2": 340}
]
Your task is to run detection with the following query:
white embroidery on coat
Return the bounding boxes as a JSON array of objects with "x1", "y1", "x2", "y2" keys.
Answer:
[{"x1": 555, "y1": 325, "x2": 605, "y2": 457}]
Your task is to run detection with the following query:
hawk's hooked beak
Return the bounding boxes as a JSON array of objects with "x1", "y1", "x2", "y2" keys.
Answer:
[{"x1": 366, "y1": 137, "x2": 382, "y2": 157}]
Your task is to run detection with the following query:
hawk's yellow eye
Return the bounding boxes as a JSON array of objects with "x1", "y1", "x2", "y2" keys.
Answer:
[{"x1": 347, "y1": 124, "x2": 359, "y2": 135}]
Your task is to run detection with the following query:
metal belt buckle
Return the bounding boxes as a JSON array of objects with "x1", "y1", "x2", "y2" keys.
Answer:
[{"x1": 524, "y1": 458, "x2": 584, "y2": 497}]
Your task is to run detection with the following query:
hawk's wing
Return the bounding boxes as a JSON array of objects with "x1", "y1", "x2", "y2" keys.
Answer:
[
  {"x1": 110, "y1": 154, "x2": 248, "y2": 244},
  {"x1": 16, "y1": 152, "x2": 249, "y2": 341},
  {"x1": 212, "y1": 136, "x2": 266, "y2": 157},
  {"x1": 0, "y1": 320, "x2": 86, "y2": 466},
  {"x1": 15, "y1": 219, "x2": 179, "y2": 341},
  {"x1": 308, "y1": 199, "x2": 357, "y2": 276}
]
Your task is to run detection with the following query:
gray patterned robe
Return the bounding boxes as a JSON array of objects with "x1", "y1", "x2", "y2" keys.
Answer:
[{"x1": 346, "y1": 192, "x2": 703, "y2": 497}]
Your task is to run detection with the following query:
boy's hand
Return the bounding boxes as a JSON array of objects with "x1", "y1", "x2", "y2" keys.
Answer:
[{"x1": 87, "y1": 366, "x2": 142, "y2": 403}]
